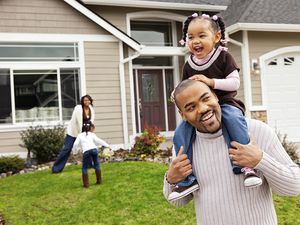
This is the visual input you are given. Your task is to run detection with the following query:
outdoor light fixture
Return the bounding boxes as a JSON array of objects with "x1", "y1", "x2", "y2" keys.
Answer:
[{"x1": 251, "y1": 59, "x2": 260, "y2": 75}]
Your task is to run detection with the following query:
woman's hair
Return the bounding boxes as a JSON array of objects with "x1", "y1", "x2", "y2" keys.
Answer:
[
  {"x1": 80, "y1": 94, "x2": 93, "y2": 107},
  {"x1": 181, "y1": 12, "x2": 226, "y2": 47},
  {"x1": 82, "y1": 121, "x2": 95, "y2": 135}
]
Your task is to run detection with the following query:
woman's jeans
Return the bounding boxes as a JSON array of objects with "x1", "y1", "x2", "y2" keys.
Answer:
[
  {"x1": 82, "y1": 148, "x2": 100, "y2": 174},
  {"x1": 173, "y1": 104, "x2": 249, "y2": 186},
  {"x1": 52, "y1": 135, "x2": 76, "y2": 173}
]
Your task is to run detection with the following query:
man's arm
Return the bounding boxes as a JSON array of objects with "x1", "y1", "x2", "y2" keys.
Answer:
[
  {"x1": 255, "y1": 134, "x2": 300, "y2": 196},
  {"x1": 163, "y1": 146, "x2": 194, "y2": 207},
  {"x1": 229, "y1": 120, "x2": 300, "y2": 196}
]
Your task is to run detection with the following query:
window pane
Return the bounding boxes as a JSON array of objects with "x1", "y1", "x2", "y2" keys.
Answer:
[
  {"x1": 142, "y1": 74, "x2": 159, "y2": 102},
  {"x1": 0, "y1": 42, "x2": 78, "y2": 62},
  {"x1": 0, "y1": 69, "x2": 12, "y2": 123},
  {"x1": 131, "y1": 21, "x2": 172, "y2": 46},
  {"x1": 133, "y1": 56, "x2": 172, "y2": 66},
  {"x1": 60, "y1": 68, "x2": 80, "y2": 121},
  {"x1": 14, "y1": 70, "x2": 59, "y2": 122}
]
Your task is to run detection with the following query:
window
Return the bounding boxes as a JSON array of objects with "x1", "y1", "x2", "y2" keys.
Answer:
[
  {"x1": 131, "y1": 21, "x2": 173, "y2": 46},
  {"x1": 0, "y1": 69, "x2": 12, "y2": 123},
  {"x1": 268, "y1": 58, "x2": 278, "y2": 66},
  {"x1": 0, "y1": 42, "x2": 81, "y2": 125},
  {"x1": 0, "y1": 69, "x2": 80, "y2": 124},
  {"x1": 284, "y1": 57, "x2": 294, "y2": 66},
  {"x1": 0, "y1": 42, "x2": 78, "y2": 62},
  {"x1": 133, "y1": 56, "x2": 172, "y2": 66}
]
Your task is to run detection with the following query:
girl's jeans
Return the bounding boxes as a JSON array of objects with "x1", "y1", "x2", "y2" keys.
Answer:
[{"x1": 82, "y1": 148, "x2": 100, "y2": 174}]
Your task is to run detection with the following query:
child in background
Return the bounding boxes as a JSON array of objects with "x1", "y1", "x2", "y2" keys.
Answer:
[
  {"x1": 168, "y1": 13, "x2": 262, "y2": 202},
  {"x1": 72, "y1": 122, "x2": 110, "y2": 188}
]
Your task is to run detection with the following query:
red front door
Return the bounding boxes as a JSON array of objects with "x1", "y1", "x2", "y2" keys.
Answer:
[{"x1": 137, "y1": 70, "x2": 166, "y2": 131}]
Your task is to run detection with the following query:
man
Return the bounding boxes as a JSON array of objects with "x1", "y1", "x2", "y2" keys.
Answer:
[{"x1": 163, "y1": 79, "x2": 300, "y2": 225}]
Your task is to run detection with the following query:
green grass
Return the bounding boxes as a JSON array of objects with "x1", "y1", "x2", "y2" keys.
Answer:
[
  {"x1": 0, "y1": 161, "x2": 299, "y2": 225},
  {"x1": 0, "y1": 162, "x2": 195, "y2": 225}
]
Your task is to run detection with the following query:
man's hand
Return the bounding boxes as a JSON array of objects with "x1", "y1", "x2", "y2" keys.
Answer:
[
  {"x1": 229, "y1": 135, "x2": 263, "y2": 168},
  {"x1": 166, "y1": 146, "x2": 192, "y2": 184},
  {"x1": 189, "y1": 74, "x2": 215, "y2": 88}
]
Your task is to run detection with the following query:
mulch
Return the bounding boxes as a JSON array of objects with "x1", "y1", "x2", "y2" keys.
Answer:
[{"x1": 0, "y1": 214, "x2": 5, "y2": 225}]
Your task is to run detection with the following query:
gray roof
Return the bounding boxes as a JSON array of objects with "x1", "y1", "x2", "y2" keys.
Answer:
[
  {"x1": 222, "y1": 0, "x2": 300, "y2": 26},
  {"x1": 133, "y1": 0, "x2": 231, "y2": 5}
]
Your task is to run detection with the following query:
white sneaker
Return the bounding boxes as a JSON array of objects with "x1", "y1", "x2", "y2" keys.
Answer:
[
  {"x1": 242, "y1": 167, "x2": 262, "y2": 188},
  {"x1": 168, "y1": 180, "x2": 199, "y2": 202}
]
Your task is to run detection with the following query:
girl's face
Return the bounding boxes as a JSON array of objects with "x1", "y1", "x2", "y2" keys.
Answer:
[
  {"x1": 187, "y1": 18, "x2": 221, "y2": 59},
  {"x1": 83, "y1": 97, "x2": 91, "y2": 107}
]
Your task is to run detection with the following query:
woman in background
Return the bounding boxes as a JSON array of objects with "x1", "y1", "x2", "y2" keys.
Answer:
[{"x1": 52, "y1": 94, "x2": 95, "y2": 173}]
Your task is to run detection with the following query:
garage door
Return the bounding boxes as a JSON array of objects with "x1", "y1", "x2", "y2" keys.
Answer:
[{"x1": 264, "y1": 53, "x2": 300, "y2": 142}]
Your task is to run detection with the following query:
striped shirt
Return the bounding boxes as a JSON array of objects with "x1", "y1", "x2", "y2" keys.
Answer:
[{"x1": 163, "y1": 119, "x2": 300, "y2": 225}]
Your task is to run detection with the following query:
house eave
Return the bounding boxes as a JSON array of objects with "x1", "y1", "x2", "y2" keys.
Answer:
[
  {"x1": 82, "y1": 0, "x2": 227, "y2": 11},
  {"x1": 64, "y1": 0, "x2": 142, "y2": 51},
  {"x1": 227, "y1": 23, "x2": 300, "y2": 34}
]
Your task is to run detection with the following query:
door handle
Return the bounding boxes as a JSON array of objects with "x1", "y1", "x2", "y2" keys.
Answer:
[{"x1": 139, "y1": 98, "x2": 143, "y2": 118}]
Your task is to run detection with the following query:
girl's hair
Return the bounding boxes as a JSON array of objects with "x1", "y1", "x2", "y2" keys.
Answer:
[
  {"x1": 82, "y1": 121, "x2": 95, "y2": 135},
  {"x1": 80, "y1": 94, "x2": 94, "y2": 107},
  {"x1": 181, "y1": 13, "x2": 226, "y2": 47}
]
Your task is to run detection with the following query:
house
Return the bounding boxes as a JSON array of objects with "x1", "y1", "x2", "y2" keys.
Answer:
[
  {"x1": 0, "y1": 0, "x2": 299, "y2": 157},
  {"x1": 221, "y1": 0, "x2": 300, "y2": 143}
]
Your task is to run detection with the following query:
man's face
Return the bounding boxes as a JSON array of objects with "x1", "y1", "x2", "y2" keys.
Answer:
[{"x1": 176, "y1": 81, "x2": 222, "y2": 133}]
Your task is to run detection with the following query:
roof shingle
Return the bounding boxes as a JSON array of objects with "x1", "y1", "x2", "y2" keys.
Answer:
[{"x1": 222, "y1": 0, "x2": 300, "y2": 26}]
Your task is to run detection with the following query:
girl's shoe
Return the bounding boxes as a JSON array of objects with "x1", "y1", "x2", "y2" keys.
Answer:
[
  {"x1": 242, "y1": 167, "x2": 262, "y2": 188},
  {"x1": 168, "y1": 180, "x2": 199, "y2": 202}
]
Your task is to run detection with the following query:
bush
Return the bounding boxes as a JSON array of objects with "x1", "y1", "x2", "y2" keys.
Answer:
[
  {"x1": 132, "y1": 125, "x2": 165, "y2": 158},
  {"x1": 20, "y1": 125, "x2": 65, "y2": 164},
  {"x1": 0, "y1": 155, "x2": 25, "y2": 174},
  {"x1": 277, "y1": 132, "x2": 300, "y2": 166}
]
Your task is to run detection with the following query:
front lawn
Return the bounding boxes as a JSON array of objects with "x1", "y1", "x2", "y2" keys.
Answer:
[
  {"x1": 0, "y1": 162, "x2": 195, "y2": 225},
  {"x1": 0, "y1": 161, "x2": 299, "y2": 225}
]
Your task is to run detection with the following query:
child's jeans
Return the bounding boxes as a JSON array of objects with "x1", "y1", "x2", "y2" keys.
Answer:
[
  {"x1": 82, "y1": 148, "x2": 100, "y2": 174},
  {"x1": 173, "y1": 104, "x2": 249, "y2": 187}
]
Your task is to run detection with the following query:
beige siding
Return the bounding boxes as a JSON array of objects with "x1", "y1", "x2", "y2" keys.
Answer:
[
  {"x1": 0, "y1": 132, "x2": 25, "y2": 154},
  {"x1": 89, "y1": 5, "x2": 192, "y2": 33},
  {"x1": 248, "y1": 31, "x2": 300, "y2": 105},
  {"x1": 84, "y1": 41, "x2": 124, "y2": 144},
  {"x1": 228, "y1": 41, "x2": 244, "y2": 103},
  {"x1": 0, "y1": 0, "x2": 118, "y2": 156},
  {"x1": 0, "y1": 0, "x2": 107, "y2": 34}
]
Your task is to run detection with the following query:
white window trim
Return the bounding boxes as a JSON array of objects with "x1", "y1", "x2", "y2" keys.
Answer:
[
  {"x1": 1, "y1": 66, "x2": 80, "y2": 130},
  {"x1": 127, "y1": 11, "x2": 186, "y2": 140},
  {"x1": 0, "y1": 33, "x2": 117, "y2": 132}
]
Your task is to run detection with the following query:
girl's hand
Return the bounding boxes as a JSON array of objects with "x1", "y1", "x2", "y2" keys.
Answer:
[{"x1": 189, "y1": 74, "x2": 215, "y2": 88}]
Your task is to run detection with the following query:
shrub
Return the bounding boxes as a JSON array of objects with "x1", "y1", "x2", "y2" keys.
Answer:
[
  {"x1": 277, "y1": 132, "x2": 300, "y2": 166},
  {"x1": 20, "y1": 125, "x2": 65, "y2": 164},
  {"x1": 0, "y1": 155, "x2": 25, "y2": 174},
  {"x1": 132, "y1": 125, "x2": 165, "y2": 158}
]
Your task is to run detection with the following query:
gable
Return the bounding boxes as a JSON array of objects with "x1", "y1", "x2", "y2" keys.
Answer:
[{"x1": 0, "y1": 0, "x2": 109, "y2": 35}]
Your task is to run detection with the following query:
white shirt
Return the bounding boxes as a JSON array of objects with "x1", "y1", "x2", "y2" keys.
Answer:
[{"x1": 72, "y1": 132, "x2": 109, "y2": 154}]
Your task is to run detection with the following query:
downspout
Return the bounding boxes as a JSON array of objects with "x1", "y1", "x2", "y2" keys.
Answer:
[
  {"x1": 227, "y1": 31, "x2": 252, "y2": 117},
  {"x1": 119, "y1": 41, "x2": 141, "y2": 149}
]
